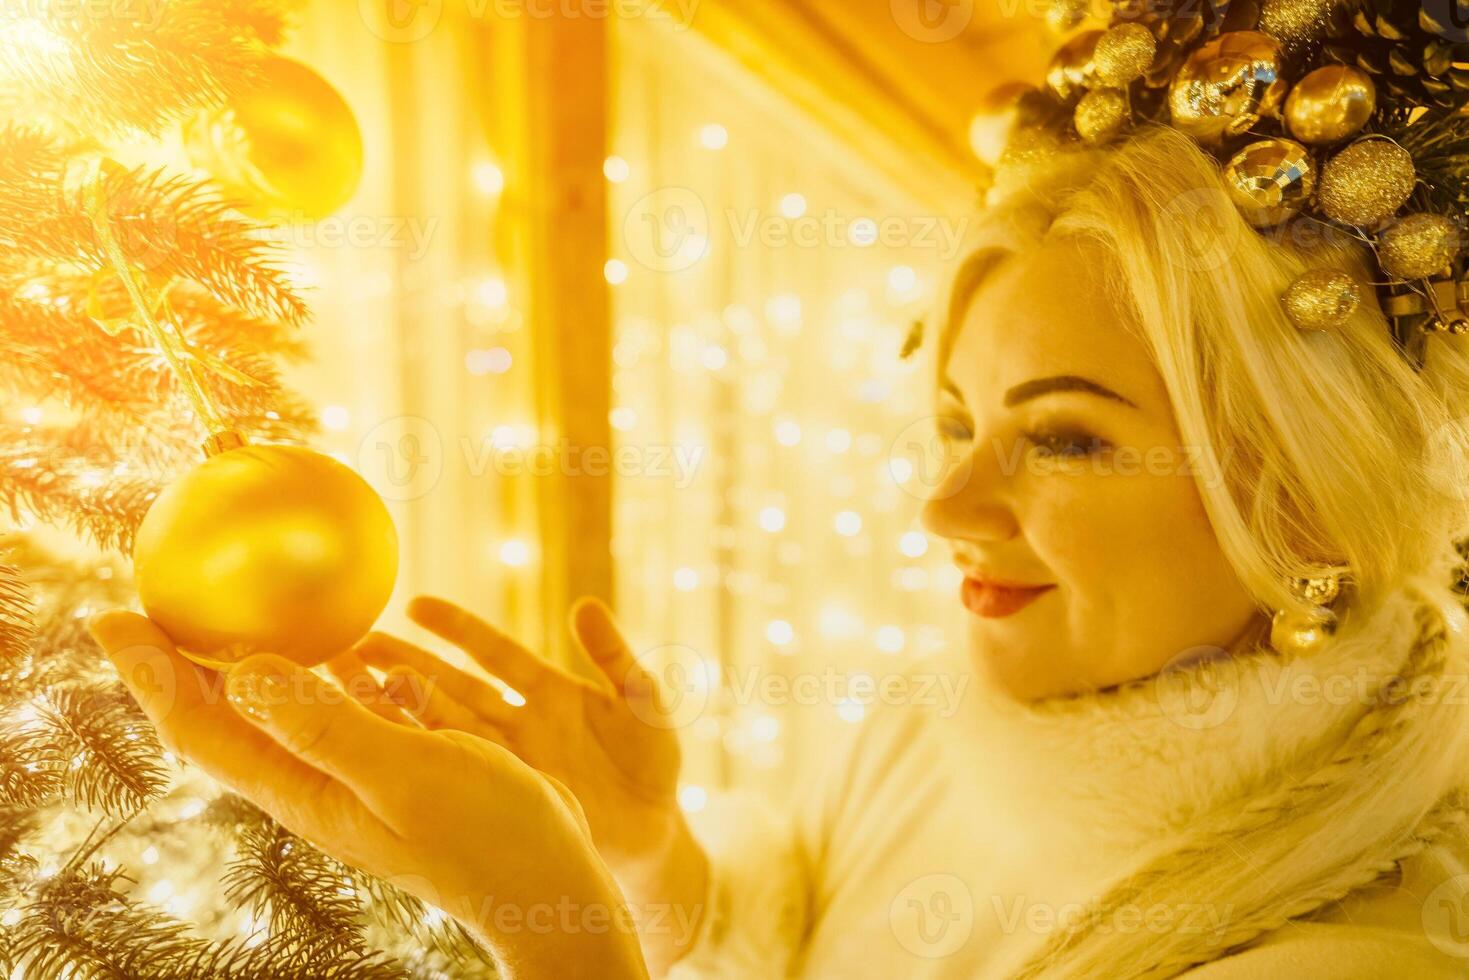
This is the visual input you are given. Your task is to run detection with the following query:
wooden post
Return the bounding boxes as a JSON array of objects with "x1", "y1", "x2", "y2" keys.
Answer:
[{"x1": 489, "y1": 10, "x2": 613, "y2": 664}]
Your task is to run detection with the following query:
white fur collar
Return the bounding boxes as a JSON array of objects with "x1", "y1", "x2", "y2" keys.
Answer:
[{"x1": 934, "y1": 579, "x2": 1435, "y2": 868}]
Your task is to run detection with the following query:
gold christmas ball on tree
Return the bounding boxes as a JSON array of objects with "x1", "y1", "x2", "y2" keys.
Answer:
[
  {"x1": 134, "y1": 443, "x2": 398, "y2": 669},
  {"x1": 1223, "y1": 138, "x2": 1315, "y2": 227},
  {"x1": 1284, "y1": 66, "x2": 1376, "y2": 145},
  {"x1": 1317, "y1": 139, "x2": 1416, "y2": 227},
  {"x1": 186, "y1": 56, "x2": 364, "y2": 220},
  {"x1": 1094, "y1": 23, "x2": 1157, "y2": 87},
  {"x1": 1168, "y1": 31, "x2": 1288, "y2": 147},
  {"x1": 1074, "y1": 88, "x2": 1131, "y2": 144},
  {"x1": 1378, "y1": 213, "x2": 1461, "y2": 280},
  {"x1": 1046, "y1": 29, "x2": 1105, "y2": 103},
  {"x1": 1280, "y1": 268, "x2": 1361, "y2": 330}
]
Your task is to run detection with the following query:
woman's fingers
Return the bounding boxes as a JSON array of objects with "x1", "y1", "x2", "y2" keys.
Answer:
[
  {"x1": 407, "y1": 596, "x2": 557, "y2": 696},
  {"x1": 353, "y1": 631, "x2": 522, "y2": 727},
  {"x1": 382, "y1": 666, "x2": 513, "y2": 748},
  {"x1": 224, "y1": 652, "x2": 429, "y2": 818},
  {"x1": 570, "y1": 597, "x2": 653, "y2": 703},
  {"x1": 324, "y1": 650, "x2": 418, "y2": 725},
  {"x1": 87, "y1": 612, "x2": 359, "y2": 832}
]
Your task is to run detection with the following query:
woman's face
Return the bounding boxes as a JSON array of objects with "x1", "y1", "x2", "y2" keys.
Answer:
[{"x1": 920, "y1": 236, "x2": 1263, "y2": 701}]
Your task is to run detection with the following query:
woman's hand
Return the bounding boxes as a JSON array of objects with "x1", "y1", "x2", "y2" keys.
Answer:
[
  {"x1": 341, "y1": 596, "x2": 709, "y2": 973},
  {"x1": 88, "y1": 611, "x2": 650, "y2": 980}
]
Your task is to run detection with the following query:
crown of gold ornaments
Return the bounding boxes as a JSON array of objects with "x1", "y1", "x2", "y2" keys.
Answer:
[{"x1": 969, "y1": 0, "x2": 1469, "y2": 370}]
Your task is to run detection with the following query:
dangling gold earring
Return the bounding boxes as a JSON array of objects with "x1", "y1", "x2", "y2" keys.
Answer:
[{"x1": 1269, "y1": 573, "x2": 1348, "y2": 658}]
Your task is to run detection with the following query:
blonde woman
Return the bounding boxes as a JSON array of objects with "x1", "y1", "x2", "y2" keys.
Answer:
[{"x1": 89, "y1": 120, "x2": 1469, "y2": 978}]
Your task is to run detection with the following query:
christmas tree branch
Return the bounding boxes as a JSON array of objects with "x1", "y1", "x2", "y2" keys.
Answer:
[
  {"x1": 0, "y1": 0, "x2": 295, "y2": 137},
  {"x1": 36, "y1": 684, "x2": 169, "y2": 815}
]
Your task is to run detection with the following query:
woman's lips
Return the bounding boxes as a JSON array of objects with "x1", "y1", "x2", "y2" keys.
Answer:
[{"x1": 960, "y1": 578, "x2": 1055, "y2": 618}]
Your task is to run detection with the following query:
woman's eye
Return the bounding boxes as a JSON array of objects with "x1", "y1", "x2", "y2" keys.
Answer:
[
  {"x1": 935, "y1": 416, "x2": 973, "y2": 443},
  {"x1": 1024, "y1": 428, "x2": 1109, "y2": 459}
]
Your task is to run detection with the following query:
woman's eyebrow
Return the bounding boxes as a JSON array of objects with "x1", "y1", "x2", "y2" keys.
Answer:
[
  {"x1": 1003, "y1": 374, "x2": 1139, "y2": 409},
  {"x1": 938, "y1": 374, "x2": 1141, "y2": 410}
]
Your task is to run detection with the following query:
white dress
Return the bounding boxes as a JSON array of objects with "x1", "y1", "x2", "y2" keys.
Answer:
[{"x1": 666, "y1": 580, "x2": 1469, "y2": 979}]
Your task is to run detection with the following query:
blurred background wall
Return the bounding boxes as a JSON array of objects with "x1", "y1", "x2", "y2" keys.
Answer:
[{"x1": 281, "y1": 0, "x2": 1051, "y2": 803}]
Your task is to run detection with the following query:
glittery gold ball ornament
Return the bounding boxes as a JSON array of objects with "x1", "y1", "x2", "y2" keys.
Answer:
[
  {"x1": 1284, "y1": 65, "x2": 1376, "y2": 145},
  {"x1": 1317, "y1": 139, "x2": 1417, "y2": 227},
  {"x1": 134, "y1": 444, "x2": 398, "y2": 669},
  {"x1": 1094, "y1": 23, "x2": 1157, "y2": 87},
  {"x1": 1043, "y1": 0, "x2": 1090, "y2": 38},
  {"x1": 1223, "y1": 138, "x2": 1315, "y2": 227},
  {"x1": 1259, "y1": 0, "x2": 1343, "y2": 56},
  {"x1": 185, "y1": 57, "x2": 364, "y2": 220},
  {"x1": 1168, "y1": 31, "x2": 1288, "y2": 147},
  {"x1": 1280, "y1": 268, "x2": 1362, "y2": 330},
  {"x1": 1378, "y1": 213, "x2": 1462, "y2": 280},
  {"x1": 1046, "y1": 29, "x2": 1104, "y2": 103},
  {"x1": 1074, "y1": 88, "x2": 1131, "y2": 144}
]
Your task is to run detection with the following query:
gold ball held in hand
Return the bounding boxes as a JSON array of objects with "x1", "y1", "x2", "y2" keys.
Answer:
[
  {"x1": 1378, "y1": 213, "x2": 1462, "y2": 281},
  {"x1": 1284, "y1": 65, "x2": 1376, "y2": 145},
  {"x1": 1168, "y1": 31, "x2": 1288, "y2": 147},
  {"x1": 133, "y1": 443, "x2": 398, "y2": 670},
  {"x1": 1223, "y1": 138, "x2": 1315, "y2": 228},
  {"x1": 1281, "y1": 268, "x2": 1362, "y2": 330},
  {"x1": 1317, "y1": 139, "x2": 1417, "y2": 227},
  {"x1": 185, "y1": 56, "x2": 364, "y2": 220}
]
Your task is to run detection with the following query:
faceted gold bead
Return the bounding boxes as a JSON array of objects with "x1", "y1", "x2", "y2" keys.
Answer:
[
  {"x1": 1223, "y1": 138, "x2": 1315, "y2": 228},
  {"x1": 1168, "y1": 31, "x2": 1288, "y2": 147}
]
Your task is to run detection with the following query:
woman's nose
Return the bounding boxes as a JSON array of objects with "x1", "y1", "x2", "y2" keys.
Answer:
[{"x1": 918, "y1": 433, "x2": 1020, "y2": 544}]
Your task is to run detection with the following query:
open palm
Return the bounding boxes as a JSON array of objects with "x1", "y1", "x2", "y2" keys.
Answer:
[{"x1": 339, "y1": 595, "x2": 683, "y2": 871}]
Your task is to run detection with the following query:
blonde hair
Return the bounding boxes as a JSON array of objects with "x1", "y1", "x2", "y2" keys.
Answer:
[{"x1": 938, "y1": 124, "x2": 1469, "y2": 977}]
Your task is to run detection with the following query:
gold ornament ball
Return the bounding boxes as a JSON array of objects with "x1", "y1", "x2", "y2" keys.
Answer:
[
  {"x1": 1280, "y1": 268, "x2": 1361, "y2": 330},
  {"x1": 1046, "y1": 29, "x2": 1105, "y2": 103},
  {"x1": 1223, "y1": 138, "x2": 1315, "y2": 227},
  {"x1": 1317, "y1": 139, "x2": 1416, "y2": 227},
  {"x1": 1043, "y1": 0, "x2": 1091, "y2": 37},
  {"x1": 186, "y1": 56, "x2": 364, "y2": 220},
  {"x1": 1284, "y1": 65, "x2": 1376, "y2": 145},
  {"x1": 1259, "y1": 0, "x2": 1343, "y2": 55},
  {"x1": 1094, "y1": 23, "x2": 1157, "y2": 87},
  {"x1": 1378, "y1": 213, "x2": 1461, "y2": 280},
  {"x1": 1168, "y1": 31, "x2": 1288, "y2": 147},
  {"x1": 1074, "y1": 88, "x2": 1131, "y2": 144},
  {"x1": 134, "y1": 443, "x2": 398, "y2": 669}
]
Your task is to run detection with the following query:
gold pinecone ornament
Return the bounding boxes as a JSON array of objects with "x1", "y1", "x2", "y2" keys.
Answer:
[{"x1": 1321, "y1": 0, "x2": 1469, "y2": 110}]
